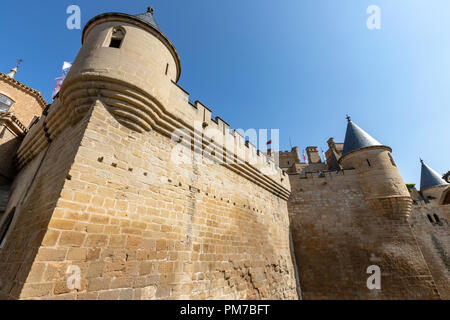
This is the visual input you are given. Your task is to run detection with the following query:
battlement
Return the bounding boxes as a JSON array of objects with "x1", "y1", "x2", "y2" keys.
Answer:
[
  {"x1": 291, "y1": 168, "x2": 357, "y2": 181},
  {"x1": 15, "y1": 74, "x2": 291, "y2": 200}
]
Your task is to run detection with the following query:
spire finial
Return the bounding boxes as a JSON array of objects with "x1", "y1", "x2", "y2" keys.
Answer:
[
  {"x1": 420, "y1": 158, "x2": 424, "y2": 164},
  {"x1": 16, "y1": 59, "x2": 23, "y2": 69},
  {"x1": 6, "y1": 59, "x2": 23, "y2": 79},
  {"x1": 346, "y1": 114, "x2": 351, "y2": 122},
  {"x1": 147, "y1": 7, "x2": 154, "y2": 14}
]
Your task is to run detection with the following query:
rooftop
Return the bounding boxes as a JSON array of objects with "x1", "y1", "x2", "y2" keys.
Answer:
[
  {"x1": 342, "y1": 117, "x2": 383, "y2": 155},
  {"x1": 134, "y1": 7, "x2": 159, "y2": 31},
  {"x1": 420, "y1": 160, "x2": 448, "y2": 191}
]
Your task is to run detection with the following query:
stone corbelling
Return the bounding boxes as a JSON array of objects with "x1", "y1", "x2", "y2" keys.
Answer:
[
  {"x1": 0, "y1": 112, "x2": 28, "y2": 136},
  {"x1": 367, "y1": 196, "x2": 413, "y2": 219},
  {"x1": 0, "y1": 73, "x2": 47, "y2": 109},
  {"x1": 16, "y1": 77, "x2": 291, "y2": 200}
]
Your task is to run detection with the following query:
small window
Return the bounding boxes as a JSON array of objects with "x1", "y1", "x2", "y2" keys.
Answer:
[
  {"x1": 109, "y1": 39, "x2": 122, "y2": 48},
  {"x1": 165, "y1": 63, "x2": 169, "y2": 75},
  {"x1": 0, "y1": 94, "x2": 14, "y2": 112},
  {"x1": 426, "y1": 214, "x2": 433, "y2": 224},
  {"x1": 0, "y1": 207, "x2": 16, "y2": 248},
  {"x1": 433, "y1": 214, "x2": 441, "y2": 224},
  {"x1": 108, "y1": 27, "x2": 125, "y2": 48},
  {"x1": 366, "y1": 159, "x2": 371, "y2": 167},
  {"x1": 388, "y1": 153, "x2": 397, "y2": 167}
]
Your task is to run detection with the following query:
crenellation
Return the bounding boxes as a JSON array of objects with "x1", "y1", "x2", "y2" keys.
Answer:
[{"x1": 0, "y1": 7, "x2": 448, "y2": 301}]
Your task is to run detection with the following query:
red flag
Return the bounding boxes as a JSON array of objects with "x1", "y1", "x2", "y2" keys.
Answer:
[
  {"x1": 52, "y1": 77, "x2": 63, "y2": 100},
  {"x1": 266, "y1": 140, "x2": 272, "y2": 145},
  {"x1": 303, "y1": 150, "x2": 308, "y2": 164}
]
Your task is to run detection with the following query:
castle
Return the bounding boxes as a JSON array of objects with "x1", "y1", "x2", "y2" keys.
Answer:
[{"x1": 0, "y1": 8, "x2": 448, "y2": 300}]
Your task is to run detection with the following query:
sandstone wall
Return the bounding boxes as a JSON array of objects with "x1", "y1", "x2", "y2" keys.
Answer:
[
  {"x1": 0, "y1": 99, "x2": 298, "y2": 300},
  {"x1": 409, "y1": 201, "x2": 450, "y2": 299},
  {"x1": 288, "y1": 170, "x2": 440, "y2": 299},
  {"x1": 0, "y1": 75, "x2": 45, "y2": 127},
  {"x1": 0, "y1": 107, "x2": 91, "y2": 299}
]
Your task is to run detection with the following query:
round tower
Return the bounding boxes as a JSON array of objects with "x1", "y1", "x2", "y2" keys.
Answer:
[
  {"x1": 60, "y1": 7, "x2": 181, "y2": 132},
  {"x1": 339, "y1": 117, "x2": 412, "y2": 218}
]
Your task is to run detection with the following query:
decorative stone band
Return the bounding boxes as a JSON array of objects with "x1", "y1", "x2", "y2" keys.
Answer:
[
  {"x1": 338, "y1": 145, "x2": 393, "y2": 164},
  {"x1": 0, "y1": 73, "x2": 47, "y2": 109},
  {"x1": 366, "y1": 196, "x2": 413, "y2": 219},
  {"x1": 16, "y1": 77, "x2": 291, "y2": 200},
  {"x1": 0, "y1": 112, "x2": 28, "y2": 136}
]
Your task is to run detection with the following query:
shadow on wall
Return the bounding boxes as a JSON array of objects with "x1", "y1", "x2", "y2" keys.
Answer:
[
  {"x1": 0, "y1": 136, "x2": 22, "y2": 185},
  {"x1": 0, "y1": 109, "x2": 92, "y2": 299}
]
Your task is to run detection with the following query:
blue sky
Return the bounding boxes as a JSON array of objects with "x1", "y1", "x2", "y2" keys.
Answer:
[{"x1": 1, "y1": 0, "x2": 448, "y2": 185}]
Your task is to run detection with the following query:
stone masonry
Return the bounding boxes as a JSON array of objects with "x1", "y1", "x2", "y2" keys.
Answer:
[{"x1": 0, "y1": 8, "x2": 448, "y2": 300}]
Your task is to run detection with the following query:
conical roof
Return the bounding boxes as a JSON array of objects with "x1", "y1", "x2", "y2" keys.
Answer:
[
  {"x1": 135, "y1": 7, "x2": 159, "y2": 31},
  {"x1": 420, "y1": 160, "x2": 448, "y2": 191},
  {"x1": 342, "y1": 117, "x2": 382, "y2": 155}
]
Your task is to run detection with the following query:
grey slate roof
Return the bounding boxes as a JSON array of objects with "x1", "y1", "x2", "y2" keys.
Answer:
[
  {"x1": 342, "y1": 118, "x2": 382, "y2": 155},
  {"x1": 420, "y1": 160, "x2": 448, "y2": 191},
  {"x1": 135, "y1": 8, "x2": 159, "y2": 31}
]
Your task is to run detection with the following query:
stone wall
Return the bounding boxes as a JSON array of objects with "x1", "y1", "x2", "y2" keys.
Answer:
[
  {"x1": 288, "y1": 170, "x2": 440, "y2": 299},
  {"x1": 0, "y1": 75, "x2": 45, "y2": 127},
  {"x1": 0, "y1": 106, "x2": 91, "y2": 299},
  {"x1": 409, "y1": 201, "x2": 450, "y2": 299},
  {"x1": 0, "y1": 99, "x2": 298, "y2": 300}
]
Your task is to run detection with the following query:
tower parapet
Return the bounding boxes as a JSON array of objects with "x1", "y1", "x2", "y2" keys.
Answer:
[{"x1": 16, "y1": 8, "x2": 290, "y2": 199}]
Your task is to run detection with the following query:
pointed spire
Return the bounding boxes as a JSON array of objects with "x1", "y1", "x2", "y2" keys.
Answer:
[
  {"x1": 134, "y1": 6, "x2": 159, "y2": 31},
  {"x1": 420, "y1": 160, "x2": 448, "y2": 191},
  {"x1": 6, "y1": 59, "x2": 23, "y2": 79},
  {"x1": 342, "y1": 116, "x2": 382, "y2": 155}
]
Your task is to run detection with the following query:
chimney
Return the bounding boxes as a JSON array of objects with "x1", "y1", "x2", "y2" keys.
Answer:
[
  {"x1": 327, "y1": 137, "x2": 336, "y2": 151},
  {"x1": 306, "y1": 146, "x2": 321, "y2": 164}
]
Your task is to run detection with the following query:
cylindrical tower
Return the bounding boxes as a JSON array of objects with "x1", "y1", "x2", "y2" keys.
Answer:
[
  {"x1": 339, "y1": 117, "x2": 412, "y2": 218},
  {"x1": 60, "y1": 7, "x2": 181, "y2": 132}
]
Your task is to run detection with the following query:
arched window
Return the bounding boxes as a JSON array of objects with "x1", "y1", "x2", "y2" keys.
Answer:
[
  {"x1": 0, "y1": 94, "x2": 14, "y2": 112},
  {"x1": 108, "y1": 27, "x2": 126, "y2": 48}
]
